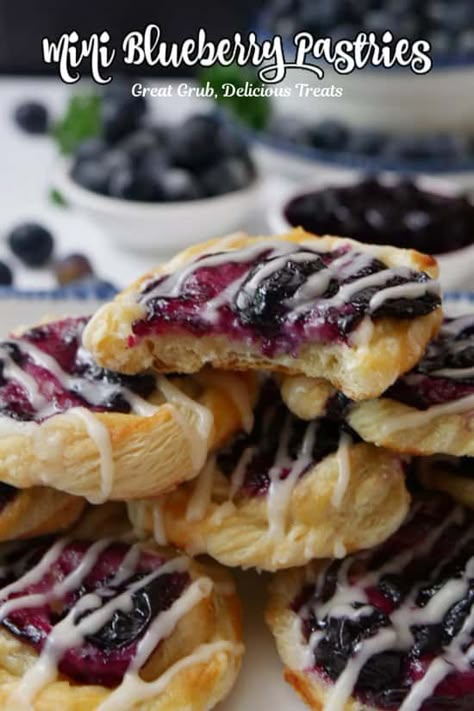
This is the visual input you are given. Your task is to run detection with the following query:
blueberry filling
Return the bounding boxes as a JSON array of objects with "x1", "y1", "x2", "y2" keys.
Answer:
[
  {"x1": 0, "y1": 483, "x2": 18, "y2": 512},
  {"x1": 293, "y1": 495, "x2": 474, "y2": 710},
  {"x1": 388, "y1": 316, "x2": 474, "y2": 409},
  {"x1": 217, "y1": 380, "x2": 356, "y2": 496},
  {"x1": 131, "y1": 243, "x2": 440, "y2": 356},
  {"x1": 0, "y1": 540, "x2": 189, "y2": 687},
  {"x1": 0, "y1": 316, "x2": 156, "y2": 422}
]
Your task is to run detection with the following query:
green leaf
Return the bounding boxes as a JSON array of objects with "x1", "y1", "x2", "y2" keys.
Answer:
[
  {"x1": 52, "y1": 93, "x2": 102, "y2": 155},
  {"x1": 48, "y1": 187, "x2": 68, "y2": 207},
  {"x1": 199, "y1": 64, "x2": 272, "y2": 131}
]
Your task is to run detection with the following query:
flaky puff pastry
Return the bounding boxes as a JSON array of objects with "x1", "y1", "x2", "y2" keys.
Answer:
[
  {"x1": 0, "y1": 485, "x2": 85, "y2": 541},
  {"x1": 83, "y1": 229, "x2": 442, "y2": 401},
  {"x1": 0, "y1": 504, "x2": 243, "y2": 711},
  {"x1": 0, "y1": 353, "x2": 257, "y2": 504},
  {"x1": 266, "y1": 564, "x2": 377, "y2": 711},
  {"x1": 417, "y1": 455, "x2": 474, "y2": 508},
  {"x1": 128, "y1": 442, "x2": 409, "y2": 571}
]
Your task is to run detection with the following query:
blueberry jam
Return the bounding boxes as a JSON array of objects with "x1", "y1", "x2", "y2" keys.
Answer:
[
  {"x1": 293, "y1": 495, "x2": 474, "y2": 710},
  {"x1": 0, "y1": 316, "x2": 156, "y2": 422},
  {"x1": 0, "y1": 540, "x2": 189, "y2": 687},
  {"x1": 131, "y1": 242, "x2": 440, "y2": 356},
  {"x1": 284, "y1": 179, "x2": 474, "y2": 257},
  {"x1": 388, "y1": 316, "x2": 474, "y2": 409},
  {"x1": 217, "y1": 380, "x2": 355, "y2": 496}
]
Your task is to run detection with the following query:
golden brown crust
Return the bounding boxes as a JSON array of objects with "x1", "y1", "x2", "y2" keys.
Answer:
[
  {"x1": 348, "y1": 397, "x2": 474, "y2": 457},
  {"x1": 83, "y1": 229, "x2": 442, "y2": 401},
  {"x1": 0, "y1": 487, "x2": 85, "y2": 541},
  {"x1": 417, "y1": 456, "x2": 474, "y2": 508},
  {"x1": 0, "y1": 370, "x2": 257, "y2": 502},
  {"x1": 0, "y1": 511, "x2": 243, "y2": 710},
  {"x1": 266, "y1": 566, "x2": 377, "y2": 711},
  {"x1": 128, "y1": 443, "x2": 410, "y2": 571}
]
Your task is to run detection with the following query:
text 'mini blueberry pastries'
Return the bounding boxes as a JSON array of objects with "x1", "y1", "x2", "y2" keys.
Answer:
[
  {"x1": 267, "y1": 494, "x2": 474, "y2": 711},
  {"x1": 83, "y1": 229, "x2": 442, "y2": 401},
  {"x1": 0, "y1": 315, "x2": 256, "y2": 502},
  {"x1": 0, "y1": 508, "x2": 243, "y2": 710},
  {"x1": 128, "y1": 381, "x2": 409, "y2": 570}
]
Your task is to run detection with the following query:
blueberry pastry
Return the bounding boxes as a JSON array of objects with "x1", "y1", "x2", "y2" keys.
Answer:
[
  {"x1": 347, "y1": 315, "x2": 474, "y2": 457},
  {"x1": 0, "y1": 508, "x2": 243, "y2": 709},
  {"x1": 417, "y1": 455, "x2": 474, "y2": 509},
  {"x1": 0, "y1": 316, "x2": 256, "y2": 502},
  {"x1": 266, "y1": 494, "x2": 474, "y2": 711},
  {"x1": 128, "y1": 381, "x2": 409, "y2": 571},
  {"x1": 0, "y1": 484, "x2": 84, "y2": 541},
  {"x1": 83, "y1": 229, "x2": 442, "y2": 401}
]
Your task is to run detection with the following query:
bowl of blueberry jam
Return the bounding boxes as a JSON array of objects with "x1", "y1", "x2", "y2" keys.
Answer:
[{"x1": 269, "y1": 176, "x2": 474, "y2": 290}]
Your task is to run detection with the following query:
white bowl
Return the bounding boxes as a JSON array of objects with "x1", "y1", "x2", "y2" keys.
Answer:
[
  {"x1": 55, "y1": 161, "x2": 260, "y2": 254},
  {"x1": 267, "y1": 174, "x2": 474, "y2": 292}
]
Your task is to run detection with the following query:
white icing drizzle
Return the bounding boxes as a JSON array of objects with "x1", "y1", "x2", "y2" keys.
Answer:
[
  {"x1": 332, "y1": 432, "x2": 352, "y2": 509},
  {"x1": 298, "y1": 502, "x2": 474, "y2": 711},
  {"x1": 97, "y1": 640, "x2": 239, "y2": 711},
  {"x1": 200, "y1": 371, "x2": 255, "y2": 433},
  {"x1": 1, "y1": 538, "x2": 215, "y2": 710},
  {"x1": 72, "y1": 407, "x2": 114, "y2": 503},
  {"x1": 229, "y1": 446, "x2": 256, "y2": 499},
  {"x1": 430, "y1": 365, "x2": 474, "y2": 379},
  {"x1": 379, "y1": 393, "x2": 474, "y2": 436},
  {"x1": 138, "y1": 240, "x2": 439, "y2": 331},
  {"x1": 267, "y1": 418, "x2": 317, "y2": 551},
  {"x1": 0, "y1": 344, "x2": 53, "y2": 416},
  {"x1": 152, "y1": 503, "x2": 168, "y2": 546},
  {"x1": 156, "y1": 376, "x2": 213, "y2": 473},
  {"x1": 186, "y1": 455, "x2": 216, "y2": 522}
]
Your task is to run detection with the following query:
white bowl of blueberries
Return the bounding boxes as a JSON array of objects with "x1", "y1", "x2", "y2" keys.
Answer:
[
  {"x1": 268, "y1": 174, "x2": 474, "y2": 291},
  {"x1": 56, "y1": 106, "x2": 259, "y2": 253}
]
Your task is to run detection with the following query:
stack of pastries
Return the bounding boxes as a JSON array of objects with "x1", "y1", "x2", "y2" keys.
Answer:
[{"x1": 0, "y1": 227, "x2": 472, "y2": 710}]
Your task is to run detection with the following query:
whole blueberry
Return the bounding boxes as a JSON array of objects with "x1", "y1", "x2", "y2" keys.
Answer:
[
  {"x1": 14, "y1": 101, "x2": 49, "y2": 134},
  {"x1": 216, "y1": 123, "x2": 249, "y2": 158},
  {"x1": 54, "y1": 253, "x2": 94, "y2": 285},
  {"x1": 109, "y1": 167, "x2": 163, "y2": 201},
  {"x1": 310, "y1": 120, "x2": 349, "y2": 152},
  {"x1": 159, "y1": 168, "x2": 201, "y2": 201},
  {"x1": 71, "y1": 159, "x2": 111, "y2": 194},
  {"x1": 102, "y1": 97, "x2": 142, "y2": 144},
  {"x1": 168, "y1": 114, "x2": 221, "y2": 171},
  {"x1": 118, "y1": 129, "x2": 158, "y2": 164},
  {"x1": 201, "y1": 157, "x2": 254, "y2": 197},
  {"x1": 74, "y1": 137, "x2": 107, "y2": 163},
  {"x1": 0, "y1": 262, "x2": 13, "y2": 286},
  {"x1": 8, "y1": 223, "x2": 54, "y2": 267}
]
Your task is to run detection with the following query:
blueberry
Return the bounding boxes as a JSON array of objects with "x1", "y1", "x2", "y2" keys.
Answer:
[
  {"x1": 309, "y1": 120, "x2": 349, "y2": 152},
  {"x1": 74, "y1": 137, "x2": 107, "y2": 163},
  {"x1": 216, "y1": 123, "x2": 249, "y2": 158},
  {"x1": 158, "y1": 168, "x2": 201, "y2": 201},
  {"x1": 103, "y1": 80, "x2": 147, "y2": 119},
  {"x1": 0, "y1": 262, "x2": 13, "y2": 286},
  {"x1": 14, "y1": 101, "x2": 49, "y2": 135},
  {"x1": 139, "y1": 146, "x2": 169, "y2": 176},
  {"x1": 102, "y1": 97, "x2": 142, "y2": 144},
  {"x1": 168, "y1": 114, "x2": 221, "y2": 171},
  {"x1": 201, "y1": 157, "x2": 254, "y2": 197},
  {"x1": 8, "y1": 223, "x2": 54, "y2": 267},
  {"x1": 108, "y1": 167, "x2": 163, "y2": 201},
  {"x1": 71, "y1": 159, "x2": 111, "y2": 195},
  {"x1": 54, "y1": 253, "x2": 94, "y2": 286},
  {"x1": 118, "y1": 129, "x2": 158, "y2": 163}
]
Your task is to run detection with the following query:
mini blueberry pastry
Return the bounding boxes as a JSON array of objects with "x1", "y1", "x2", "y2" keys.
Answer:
[
  {"x1": 417, "y1": 455, "x2": 474, "y2": 509},
  {"x1": 128, "y1": 381, "x2": 409, "y2": 571},
  {"x1": 0, "y1": 484, "x2": 84, "y2": 541},
  {"x1": 267, "y1": 494, "x2": 474, "y2": 711},
  {"x1": 0, "y1": 510, "x2": 243, "y2": 709},
  {"x1": 0, "y1": 315, "x2": 256, "y2": 503},
  {"x1": 347, "y1": 315, "x2": 474, "y2": 457},
  {"x1": 83, "y1": 229, "x2": 442, "y2": 401}
]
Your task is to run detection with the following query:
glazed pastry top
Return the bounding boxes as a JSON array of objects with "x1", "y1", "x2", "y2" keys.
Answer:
[
  {"x1": 131, "y1": 239, "x2": 441, "y2": 355},
  {"x1": 292, "y1": 495, "x2": 474, "y2": 711},
  {"x1": 0, "y1": 316, "x2": 157, "y2": 423}
]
